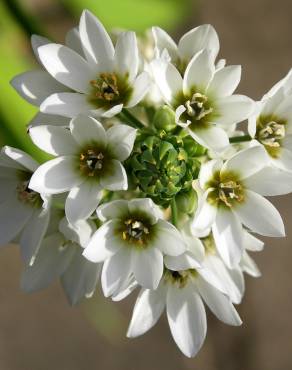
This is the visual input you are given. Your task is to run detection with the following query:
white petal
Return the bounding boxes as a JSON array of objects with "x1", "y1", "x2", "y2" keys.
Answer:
[
  {"x1": 29, "y1": 156, "x2": 82, "y2": 194},
  {"x1": 101, "y1": 104, "x2": 123, "y2": 118},
  {"x1": 101, "y1": 248, "x2": 132, "y2": 297},
  {"x1": 79, "y1": 10, "x2": 114, "y2": 69},
  {"x1": 192, "y1": 190, "x2": 217, "y2": 231},
  {"x1": 100, "y1": 160, "x2": 128, "y2": 191},
  {"x1": 112, "y1": 278, "x2": 138, "y2": 301},
  {"x1": 240, "y1": 251, "x2": 261, "y2": 277},
  {"x1": 166, "y1": 285, "x2": 206, "y2": 358},
  {"x1": 188, "y1": 126, "x2": 229, "y2": 152},
  {"x1": 183, "y1": 50, "x2": 215, "y2": 94},
  {"x1": 128, "y1": 198, "x2": 162, "y2": 224},
  {"x1": 61, "y1": 251, "x2": 101, "y2": 305},
  {"x1": 2, "y1": 146, "x2": 38, "y2": 172},
  {"x1": 97, "y1": 199, "x2": 128, "y2": 222},
  {"x1": 29, "y1": 112, "x2": 70, "y2": 128},
  {"x1": 207, "y1": 65, "x2": 241, "y2": 97},
  {"x1": 178, "y1": 24, "x2": 219, "y2": 63},
  {"x1": 114, "y1": 31, "x2": 138, "y2": 82},
  {"x1": 31, "y1": 34, "x2": 51, "y2": 63},
  {"x1": 21, "y1": 234, "x2": 75, "y2": 292},
  {"x1": 127, "y1": 286, "x2": 166, "y2": 337},
  {"x1": 234, "y1": 190, "x2": 285, "y2": 237},
  {"x1": 40, "y1": 92, "x2": 98, "y2": 118},
  {"x1": 107, "y1": 124, "x2": 137, "y2": 161},
  {"x1": 20, "y1": 207, "x2": 50, "y2": 266},
  {"x1": 65, "y1": 182, "x2": 102, "y2": 224},
  {"x1": 151, "y1": 60, "x2": 183, "y2": 105},
  {"x1": 11, "y1": 70, "x2": 67, "y2": 106},
  {"x1": 222, "y1": 145, "x2": 269, "y2": 180},
  {"x1": 272, "y1": 147, "x2": 292, "y2": 172},
  {"x1": 126, "y1": 72, "x2": 151, "y2": 108},
  {"x1": 164, "y1": 252, "x2": 201, "y2": 270},
  {"x1": 0, "y1": 196, "x2": 33, "y2": 246},
  {"x1": 65, "y1": 27, "x2": 84, "y2": 57},
  {"x1": 132, "y1": 248, "x2": 163, "y2": 289},
  {"x1": 197, "y1": 276, "x2": 242, "y2": 326},
  {"x1": 38, "y1": 43, "x2": 95, "y2": 93},
  {"x1": 243, "y1": 231, "x2": 264, "y2": 251},
  {"x1": 70, "y1": 115, "x2": 106, "y2": 147},
  {"x1": 29, "y1": 125, "x2": 78, "y2": 156},
  {"x1": 58, "y1": 217, "x2": 94, "y2": 247},
  {"x1": 83, "y1": 220, "x2": 122, "y2": 263},
  {"x1": 212, "y1": 208, "x2": 243, "y2": 268},
  {"x1": 152, "y1": 27, "x2": 177, "y2": 59},
  {"x1": 216, "y1": 95, "x2": 255, "y2": 125},
  {"x1": 199, "y1": 159, "x2": 223, "y2": 189},
  {"x1": 203, "y1": 255, "x2": 242, "y2": 304},
  {"x1": 244, "y1": 165, "x2": 292, "y2": 195},
  {"x1": 153, "y1": 219, "x2": 186, "y2": 256}
]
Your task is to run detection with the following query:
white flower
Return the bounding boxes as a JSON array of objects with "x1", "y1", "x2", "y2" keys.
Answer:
[
  {"x1": 29, "y1": 115, "x2": 136, "y2": 224},
  {"x1": 183, "y1": 226, "x2": 263, "y2": 304},
  {"x1": 83, "y1": 198, "x2": 186, "y2": 291},
  {"x1": 192, "y1": 145, "x2": 286, "y2": 268},
  {"x1": 151, "y1": 50, "x2": 254, "y2": 151},
  {"x1": 248, "y1": 69, "x2": 292, "y2": 172},
  {"x1": 152, "y1": 24, "x2": 219, "y2": 71},
  {"x1": 127, "y1": 262, "x2": 241, "y2": 358},
  {"x1": 12, "y1": 10, "x2": 150, "y2": 120},
  {"x1": 21, "y1": 215, "x2": 100, "y2": 305},
  {"x1": 0, "y1": 146, "x2": 50, "y2": 265}
]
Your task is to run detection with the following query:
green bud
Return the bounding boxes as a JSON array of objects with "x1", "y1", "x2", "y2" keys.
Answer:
[
  {"x1": 153, "y1": 105, "x2": 177, "y2": 132},
  {"x1": 176, "y1": 189, "x2": 198, "y2": 214},
  {"x1": 126, "y1": 131, "x2": 201, "y2": 208},
  {"x1": 183, "y1": 136, "x2": 206, "y2": 157}
]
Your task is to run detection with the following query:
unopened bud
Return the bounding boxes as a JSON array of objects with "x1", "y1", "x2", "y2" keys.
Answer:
[{"x1": 153, "y1": 105, "x2": 177, "y2": 132}]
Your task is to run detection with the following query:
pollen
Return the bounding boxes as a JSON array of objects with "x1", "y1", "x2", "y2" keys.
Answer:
[
  {"x1": 218, "y1": 180, "x2": 244, "y2": 207},
  {"x1": 79, "y1": 148, "x2": 105, "y2": 177},
  {"x1": 90, "y1": 73, "x2": 120, "y2": 102},
  {"x1": 185, "y1": 92, "x2": 213, "y2": 121},
  {"x1": 122, "y1": 218, "x2": 150, "y2": 247}
]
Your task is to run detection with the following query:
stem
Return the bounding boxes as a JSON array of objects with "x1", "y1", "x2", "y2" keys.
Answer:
[
  {"x1": 171, "y1": 199, "x2": 178, "y2": 227},
  {"x1": 229, "y1": 134, "x2": 252, "y2": 143},
  {"x1": 120, "y1": 109, "x2": 145, "y2": 129}
]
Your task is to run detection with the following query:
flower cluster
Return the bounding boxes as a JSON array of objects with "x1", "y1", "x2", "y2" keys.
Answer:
[{"x1": 5, "y1": 9, "x2": 292, "y2": 357}]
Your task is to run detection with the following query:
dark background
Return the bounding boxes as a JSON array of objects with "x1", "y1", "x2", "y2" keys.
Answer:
[{"x1": 0, "y1": 0, "x2": 292, "y2": 369}]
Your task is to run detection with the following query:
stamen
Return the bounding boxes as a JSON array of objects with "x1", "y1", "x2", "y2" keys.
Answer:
[
  {"x1": 258, "y1": 121, "x2": 285, "y2": 148},
  {"x1": 122, "y1": 219, "x2": 150, "y2": 246},
  {"x1": 90, "y1": 73, "x2": 120, "y2": 102},
  {"x1": 80, "y1": 149, "x2": 105, "y2": 177},
  {"x1": 185, "y1": 93, "x2": 213, "y2": 121},
  {"x1": 218, "y1": 180, "x2": 244, "y2": 207}
]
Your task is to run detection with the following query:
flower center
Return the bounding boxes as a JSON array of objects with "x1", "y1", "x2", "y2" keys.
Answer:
[
  {"x1": 185, "y1": 93, "x2": 213, "y2": 121},
  {"x1": 258, "y1": 120, "x2": 285, "y2": 148},
  {"x1": 218, "y1": 180, "x2": 244, "y2": 207},
  {"x1": 79, "y1": 149, "x2": 105, "y2": 177},
  {"x1": 122, "y1": 219, "x2": 150, "y2": 246},
  {"x1": 17, "y1": 180, "x2": 41, "y2": 207},
  {"x1": 164, "y1": 269, "x2": 197, "y2": 288},
  {"x1": 90, "y1": 73, "x2": 120, "y2": 102}
]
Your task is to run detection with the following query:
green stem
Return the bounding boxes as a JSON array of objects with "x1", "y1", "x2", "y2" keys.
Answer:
[
  {"x1": 229, "y1": 134, "x2": 252, "y2": 144},
  {"x1": 120, "y1": 108, "x2": 145, "y2": 129},
  {"x1": 171, "y1": 199, "x2": 178, "y2": 227}
]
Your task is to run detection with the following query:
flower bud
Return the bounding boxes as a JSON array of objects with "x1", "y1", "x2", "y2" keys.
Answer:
[
  {"x1": 153, "y1": 105, "x2": 177, "y2": 132},
  {"x1": 176, "y1": 189, "x2": 198, "y2": 214}
]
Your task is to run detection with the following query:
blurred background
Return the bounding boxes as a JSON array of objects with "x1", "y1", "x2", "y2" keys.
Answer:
[{"x1": 1, "y1": 0, "x2": 292, "y2": 369}]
